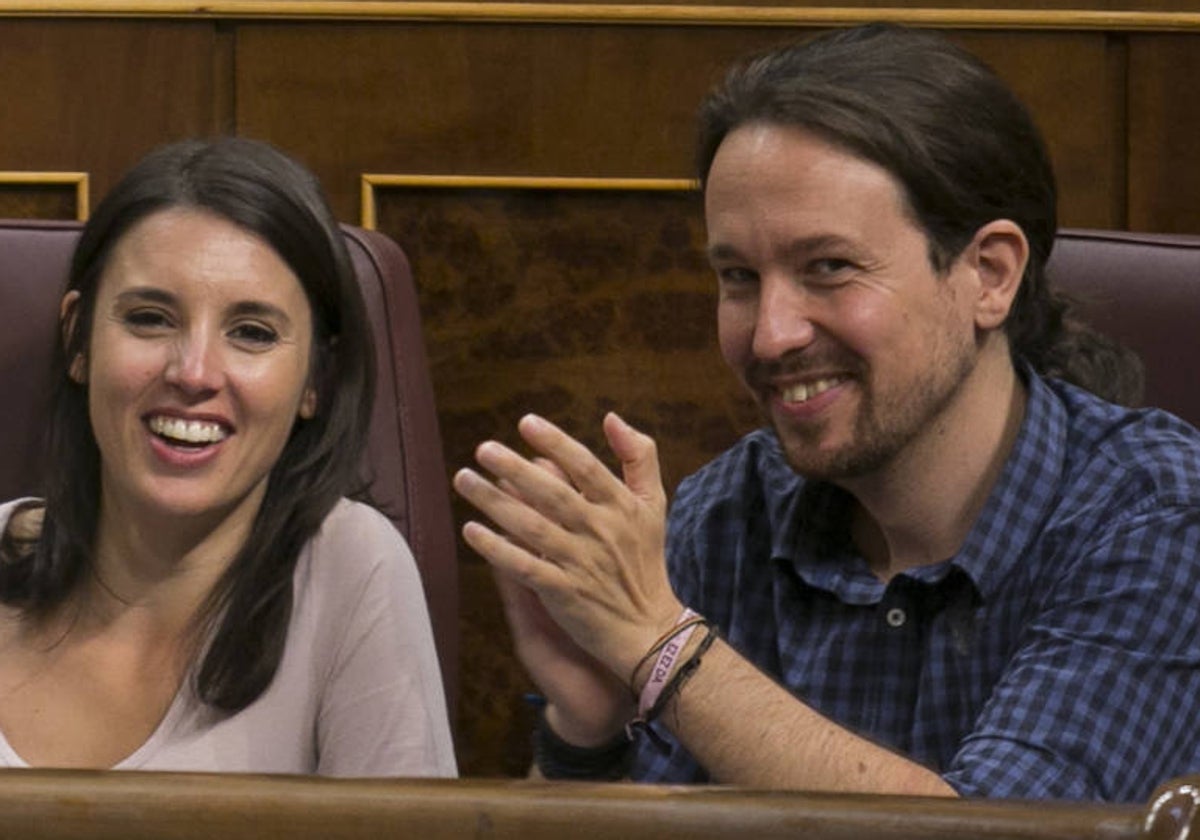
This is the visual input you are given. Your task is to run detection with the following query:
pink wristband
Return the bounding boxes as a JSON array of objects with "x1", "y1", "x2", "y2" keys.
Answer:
[{"x1": 637, "y1": 608, "x2": 701, "y2": 719}]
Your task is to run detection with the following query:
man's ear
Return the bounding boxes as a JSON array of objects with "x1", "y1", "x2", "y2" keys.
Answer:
[
  {"x1": 59, "y1": 290, "x2": 87, "y2": 383},
  {"x1": 968, "y1": 220, "x2": 1028, "y2": 330}
]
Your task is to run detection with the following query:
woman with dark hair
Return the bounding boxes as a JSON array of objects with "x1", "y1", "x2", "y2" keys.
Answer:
[{"x1": 0, "y1": 138, "x2": 456, "y2": 776}]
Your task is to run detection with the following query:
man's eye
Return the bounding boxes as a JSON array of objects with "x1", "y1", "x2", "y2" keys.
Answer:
[
  {"x1": 716, "y1": 268, "x2": 760, "y2": 301},
  {"x1": 717, "y1": 267, "x2": 758, "y2": 286},
  {"x1": 806, "y1": 258, "x2": 855, "y2": 284},
  {"x1": 814, "y1": 258, "x2": 852, "y2": 273},
  {"x1": 229, "y1": 323, "x2": 279, "y2": 347}
]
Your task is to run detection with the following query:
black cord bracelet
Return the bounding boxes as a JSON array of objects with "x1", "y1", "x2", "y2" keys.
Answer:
[
  {"x1": 533, "y1": 704, "x2": 632, "y2": 781},
  {"x1": 626, "y1": 623, "x2": 720, "y2": 739}
]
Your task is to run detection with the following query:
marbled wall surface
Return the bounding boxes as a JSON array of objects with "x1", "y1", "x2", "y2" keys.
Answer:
[
  {"x1": 377, "y1": 186, "x2": 761, "y2": 774},
  {"x1": 0, "y1": 187, "x2": 79, "y2": 222}
]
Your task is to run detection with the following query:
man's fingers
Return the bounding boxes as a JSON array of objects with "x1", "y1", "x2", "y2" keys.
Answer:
[
  {"x1": 461, "y1": 519, "x2": 565, "y2": 591},
  {"x1": 603, "y1": 411, "x2": 667, "y2": 506},
  {"x1": 469, "y1": 440, "x2": 591, "y2": 530},
  {"x1": 491, "y1": 564, "x2": 567, "y2": 643},
  {"x1": 516, "y1": 414, "x2": 624, "y2": 504},
  {"x1": 490, "y1": 562, "x2": 542, "y2": 631},
  {"x1": 531, "y1": 455, "x2": 571, "y2": 484},
  {"x1": 454, "y1": 466, "x2": 572, "y2": 557},
  {"x1": 513, "y1": 412, "x2": 666, "y2": 507}
]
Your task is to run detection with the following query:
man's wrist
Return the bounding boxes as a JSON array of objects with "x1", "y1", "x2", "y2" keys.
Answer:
[
  {"x1": 614, "y1": 599, "x2": 691, "y2": 684},
  {"x1": 533, "y1": 704, "x2": 632, "y2": 780}
]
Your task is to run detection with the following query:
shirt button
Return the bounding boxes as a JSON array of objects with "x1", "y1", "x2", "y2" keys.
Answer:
[{"x1": 886, "y1": 607, "x2": 907, "y2": 628}]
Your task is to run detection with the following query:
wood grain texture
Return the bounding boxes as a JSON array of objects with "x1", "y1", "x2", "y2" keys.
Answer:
[
  {"x1": 373, "y1": 184, "x2": 758, "y2": 775},
  {"x1": 951, "y1": 31, "x2": 1125, "y2": 229},
  {"x1": 0, "y1": 182, "x2": 84, "y2": 220},
  {"x1": 235, "y1": 22, "x2": 790, "y2": 218},
  {"x1": 10, "y1": 2, "x2": 1200, "y2": 26},
  {"x1": 1128, "y1": 34, "x2": 1200, "y2": 233},
  {"x1": 0, "y1": 768, "x2": 1174, "y2": 840},
  {"x1": 237, "y1": 25, "x2": 1120, "y2": 228},
  {"x1": 0, "y1": 20, "x2": 218, "y2": 201}
]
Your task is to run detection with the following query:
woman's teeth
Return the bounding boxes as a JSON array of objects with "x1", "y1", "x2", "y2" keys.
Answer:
[{"x1": 148, "y1": 416, "x2": 228, "y2": 444}]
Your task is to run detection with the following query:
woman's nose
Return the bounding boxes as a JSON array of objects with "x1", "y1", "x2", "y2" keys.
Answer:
[{"x1": 163, "y1": 333, "x2": 222, "y2": 395}]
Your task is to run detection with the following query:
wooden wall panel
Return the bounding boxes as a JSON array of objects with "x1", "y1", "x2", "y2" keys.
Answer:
[
  {"x1": 235, "y1": 25, "x2": 1121, "y2": 227},
  {"x1": 951, "y1": 32, "x2": 1125, "y2": 228},
  {"x1": 234, "y1": 24, "x2": 822, "y2": 218},
  {"x1": 1128, "y1": 34, "x2": 1200, "y2": 232},
  {"x1": 0, "y1": 21, "x2": 222, "y2": 205}
]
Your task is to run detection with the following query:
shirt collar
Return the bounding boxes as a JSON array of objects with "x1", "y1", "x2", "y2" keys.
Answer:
[{"x1": 766, "y1": 369, "x2": 1067, "y2": 603}]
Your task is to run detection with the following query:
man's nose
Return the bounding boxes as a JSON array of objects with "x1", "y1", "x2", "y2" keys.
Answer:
[{"x1": 752, "y1": 276, "x2": 817, "y2": 360}]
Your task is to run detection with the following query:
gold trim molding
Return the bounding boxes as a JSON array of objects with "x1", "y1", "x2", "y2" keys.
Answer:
[
  {"x1": 4, "y1": 3, "x2": 1200, "y2": 32},
  {"x1": 0, "y1": 171, "x2": 89, "y2": 220},
  {"x1": 360, "y1": 173, "x2": 696, "y2": 229}
]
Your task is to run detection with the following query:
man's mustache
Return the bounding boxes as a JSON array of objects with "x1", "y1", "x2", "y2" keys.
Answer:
[{"x1": 744, "y1": 351, "x2": 865, "y2": 392}]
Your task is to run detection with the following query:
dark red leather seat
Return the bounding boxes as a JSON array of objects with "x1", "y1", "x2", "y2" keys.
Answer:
[{"x1": 1049, "y1": 228, "x2": 1200, "y2": 428}]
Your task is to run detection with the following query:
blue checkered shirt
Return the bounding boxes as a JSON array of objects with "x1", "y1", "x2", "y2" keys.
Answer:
[{"x1": 631, "y1": 373, "x2": 1200, "y2": 801}]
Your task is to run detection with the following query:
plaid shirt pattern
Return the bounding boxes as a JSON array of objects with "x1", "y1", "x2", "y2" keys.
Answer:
[{"x1": 631, "y1": 373, "x2": 1200, "y2": 801}]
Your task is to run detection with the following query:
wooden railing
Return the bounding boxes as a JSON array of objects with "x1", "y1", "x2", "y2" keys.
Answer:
[
  {"x1": 0, "y1": 770, "x2": 1195, "y2": 840},
  {"x1": 2, "y1": 2, "x2": 1200, "y2": 31}
]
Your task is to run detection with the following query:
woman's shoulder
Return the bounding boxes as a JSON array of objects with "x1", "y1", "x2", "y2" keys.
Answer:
[
  {"x1": 314, "y1": 498, "x2": 409, "y2": 551},
  {"x1": 289, "y1": 498, "x2": 428, "y2": 655},
  {"x1": 299, "y1": 498, "x2": 418, "y2": 587}
]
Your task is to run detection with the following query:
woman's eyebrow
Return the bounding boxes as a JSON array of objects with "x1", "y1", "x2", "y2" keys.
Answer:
[
  {"x1": 227, "y1": 300, "x2": 293, "y2": 328},
  {"x1": 113, "y1": 286, "x2": 178, "y2": 307}
]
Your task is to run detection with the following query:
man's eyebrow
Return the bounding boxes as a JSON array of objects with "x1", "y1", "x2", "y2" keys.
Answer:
[
  {"x1": 706, "y1": 243, "x2": 743, "y2": 263},
  {"x1": 784, "y1": 234, "x2": 861, "y2": 257},
  {"x1": 706, "y1": 234, "x2": 862, "y2": 263}
]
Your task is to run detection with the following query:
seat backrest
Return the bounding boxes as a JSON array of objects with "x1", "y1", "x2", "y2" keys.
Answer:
[
  {"x1": 0, "y1": 219, "x2": 458, "y2": 716},
  {"x1": 1048, "y1": 228, "x2": 1200, "y2": 428}
]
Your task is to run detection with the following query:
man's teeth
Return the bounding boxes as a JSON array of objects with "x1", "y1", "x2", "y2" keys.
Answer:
[
  {"x1": 148, "y1": 416, "x2": 227, "y2": 444},
  {"x1": 781, "y1": 377, "x2": 842, "y2": 404}
]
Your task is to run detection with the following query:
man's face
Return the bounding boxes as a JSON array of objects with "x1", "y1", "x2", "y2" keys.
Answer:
[{"x1": 705, "y1": 123, "x2": 983, "y2": 483}]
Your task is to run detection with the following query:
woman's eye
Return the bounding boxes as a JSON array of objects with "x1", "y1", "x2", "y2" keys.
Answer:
[
  {"x1": 229, "y1": 323, "x2": 279, "y2": 347},
  {"x1": 123, "y1": 309, "x2": 172, "y2": 331}
]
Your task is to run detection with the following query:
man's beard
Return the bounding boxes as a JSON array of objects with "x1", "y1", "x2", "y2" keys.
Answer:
[{"x1": 757, "y1": 338, "x2": 978, "y2": 484}]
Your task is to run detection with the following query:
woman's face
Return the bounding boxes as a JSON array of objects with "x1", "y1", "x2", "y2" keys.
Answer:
[{"x1": 69, "y1": 207, "x2": 317, "y2": 532}]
